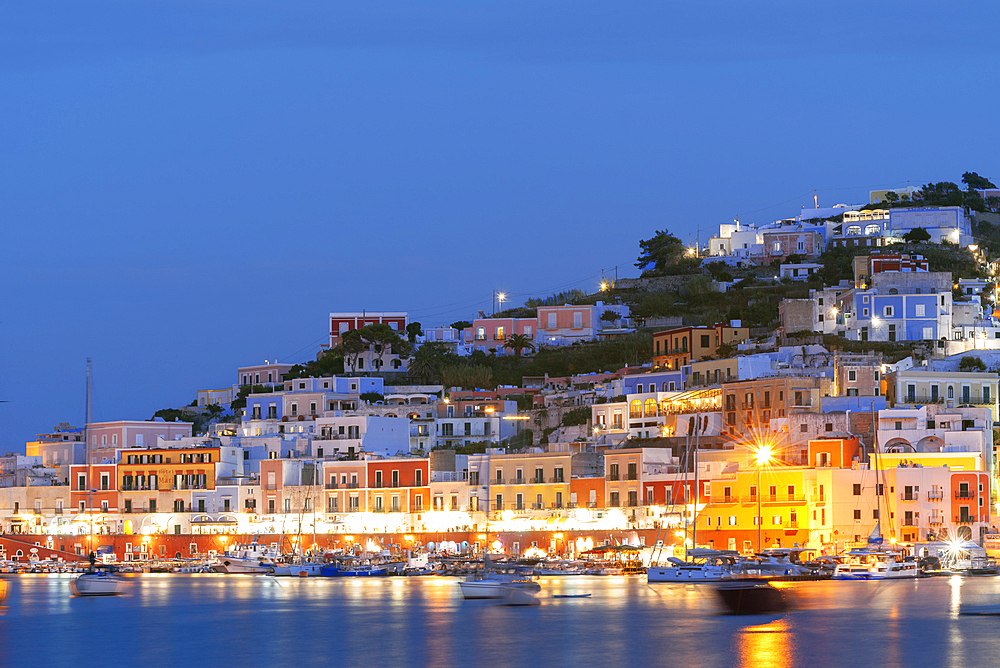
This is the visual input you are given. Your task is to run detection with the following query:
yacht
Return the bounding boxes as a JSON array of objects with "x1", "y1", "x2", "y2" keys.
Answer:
[
  {"x1": 647, "y1": 549, "x2": 739, "y2": 583},
  {"x1": 868, "y1": 553, "x2": 922, "y2": 579},
  {"x1": 731, "y1": 549, "x2": 817, "y2": 579},
  {"x1": 832, "y1": 562, "x2": 873, "y2": 580},
  {"x1": 212, "y1": 543, "x2": 282, "y2": 574}
]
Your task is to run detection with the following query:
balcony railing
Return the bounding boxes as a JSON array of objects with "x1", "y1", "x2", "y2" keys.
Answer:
[
  {"x1": 173, "y1": 484, "x2": 208, "y2": 491},
  {"x1": 955, "y1": 491, "x2": 976, "y2": 499},
  {"x1": 120, "y1": 485, "x2": 158, "y2": 492},
  {"x1": 955, "y1": 516, "x2": 976, "y2": 524},
  {"x1": 902, "y1": 393, "x2": 994, "y2": 406},
  {"x1": 927, "y1": 490, "x2": 944, "y2": 500},
  {"x1": 929, "y1": 516, "x2": 944, "y2": 525},
  {"x1": 899, "y1": 493, "x2": 918, "y2": 501},
  {"x1": 607, "y1": 474, "x2": 620, "y2": 481}
]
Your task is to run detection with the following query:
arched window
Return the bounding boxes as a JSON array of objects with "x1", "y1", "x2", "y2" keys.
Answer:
[
  {"x1": 644, "y1": 398, "x2": 658, "y2": 417},
  {"x1": 888, "y1": 288, "x2": 898, "y2": 295},
  {"x1": 682, "y1": 336, "x2": 688, "y2": 352},
  {"x1": 948, "y1": 386, "x2": 954, "y2": 399},
  {"x1": 629, "y1": 400, "x2": 642, "y2": 419},
  {"x1": 846, "y1": 226, "x2": 862, "y2": 236},
  {"x1": 865, "y1": 224, "x2": 881, "y2": 236}
]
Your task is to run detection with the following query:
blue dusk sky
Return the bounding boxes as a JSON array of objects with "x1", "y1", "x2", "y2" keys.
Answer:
[{"x1": 1, "y1": 1, "x2": 998, "y2": 452}]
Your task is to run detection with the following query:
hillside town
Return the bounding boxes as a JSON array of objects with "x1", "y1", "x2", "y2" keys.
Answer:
[{"x1": 4, "y1": 177, "x2": 1000, "y2": 566}]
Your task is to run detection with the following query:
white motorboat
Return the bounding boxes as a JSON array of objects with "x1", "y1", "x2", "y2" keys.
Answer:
[
  {"x1": 71, "y1": 570, "x2": 127, "y2": 596},
  {"x1": 212, "y1": 543, "x2": 281, "y2": 574},
  {"x1": 869, "y1": 553, "x2": 922, "y2": 579},
  {"x1": 732, "y1": 549, "x2": 817, "y2": 578},
  {"x1": 647, "y1": 549, "x2": 739, "y2": 583},
  {"x1": 832, "y1": 563, "x2": 872, "y2": 580},
  {"x1": 460, "y1": 572, "x2": 541, "y2": 599}
]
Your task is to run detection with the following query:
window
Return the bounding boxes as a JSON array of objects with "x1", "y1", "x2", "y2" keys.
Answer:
[
  {"x1": 916, "y1": 304, "x2": 925, "y2": 317},
  {"x1": 772, "y1": 241, "x2": 781, "y2": 253},
  {"x1": 476, "y1": 327, "x2": 485, "y2": 340},
  {"x1": 573, "y1": 312, "x2": 583, "y2": 329},
  {"x1": 547, "y1": 313, "x2": 557, "y2": 329},
  {"x1": 853, "y1": 483, "x2": 862, "y2": 496},
  {"x1": 884, "y1": 306, "x2": 893, "y2": 317},
  {"x1": 848, "y1": 370, "x2": 856, "y2": 382},
  {"x1": 728, "y1": 516, "x2": 737, "y2": 526},
  {"x1": 854, "y1": 509, "x2": 861, "y2": 520},
  {"x1": 701, "y1": 335, "x2": 710, "y2": 348},
  {"x1": 494, "y1": 326, "x2": 504, "y2": 340}
]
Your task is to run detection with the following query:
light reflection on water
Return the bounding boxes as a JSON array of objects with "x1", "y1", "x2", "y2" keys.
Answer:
[{"x1": 3, "y1": 575, "x2": 1000, "y2": 667}]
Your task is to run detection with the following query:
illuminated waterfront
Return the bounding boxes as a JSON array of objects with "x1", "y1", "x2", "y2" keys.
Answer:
[{"x1": 2, "y1": 575, "x2": 1000, "y2": 667}]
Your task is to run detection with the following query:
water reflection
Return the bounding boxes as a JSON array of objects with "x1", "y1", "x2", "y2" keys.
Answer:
[
  {"x1": 735, "y1": 616, "x2": 791, "y2": 668},
  {"x1": 2, "y1": 576, "x2": 1000, "y2": 667}
]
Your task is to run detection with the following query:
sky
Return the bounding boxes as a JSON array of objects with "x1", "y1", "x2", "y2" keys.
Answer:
[{"x1": 1, "y1": 1, "x2": 999, "y2": 452}]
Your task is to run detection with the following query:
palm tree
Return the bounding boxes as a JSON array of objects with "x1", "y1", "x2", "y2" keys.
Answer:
[
  {"x1": 504, "y1": 333, "x2": 536, "y2": 357},
  {"x1": 407, "y1": 349, "x2": 436, "y2": 384}
]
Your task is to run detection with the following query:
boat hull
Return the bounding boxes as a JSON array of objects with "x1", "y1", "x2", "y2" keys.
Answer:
[
  {"x1": 212, "y1": 559, "x2": 275, "y2": 574},
  {"x1": 71, "y1": 574, "x2": 126, "y2": 596},
  {"x1": 716, "y1": 581, "x2": 787, "y2": 614},
  {"x1": 647, "y1": 567, "x2": 727, "y2": 583}
]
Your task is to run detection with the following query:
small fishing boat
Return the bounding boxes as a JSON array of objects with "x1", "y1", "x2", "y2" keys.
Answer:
[{"x1": 715, "y1": 580, "x2": 787, "y2": 614}]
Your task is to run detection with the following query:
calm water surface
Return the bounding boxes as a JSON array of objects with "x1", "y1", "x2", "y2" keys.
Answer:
[{"x1": 1, "y1": 574, "x2": 999, "y2": 667}]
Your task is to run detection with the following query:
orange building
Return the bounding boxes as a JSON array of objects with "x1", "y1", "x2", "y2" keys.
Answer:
[
  {"x1": 652, "y1": 323, "x2": 749, "y2": 370},
  {"x1": 366, "y1": 459, "x2": 429, "y2": 513},
  {"x1": 570, "y1": 476, "x2": 605, "y2": 509}
]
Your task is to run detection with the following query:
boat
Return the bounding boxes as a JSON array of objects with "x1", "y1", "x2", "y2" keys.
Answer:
[
  {"x1": 71, "y1": 568, "x2": 127, "y2": 596},
  {"x1": 320, "y1": 565, "x2": 387, "y2": 577},
  {"x1": 715, "y1": 579, "x2": 787, "y2": 614},
  {"x1": 731, "y1": 549, "x2": 818, "y2": 579},
  {"x1": 212, "y1": 542, "x2": 281, "y2": 574},
  {"x1": 647, "y1": 549, "x2": 739, "y2": 583},
  {"x1": 831, "y1": 562, "x2": 872, "y2": 580},
  {"x1": 499, "y1": 583, "x2": 540, "y2": 606},
  {"x1": 868, "y1": 552, "x2": 922, "y2": 579}
]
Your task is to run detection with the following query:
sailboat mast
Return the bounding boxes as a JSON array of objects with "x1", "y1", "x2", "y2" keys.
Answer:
[
  {"x1": 692, "y1": 414, "x2": 700, "y2": 551},
  {"x1": 683, "y1": 430, "x2": 690, "y2": 561},
  {"x1": 85, "y1": 359, "x2": 93, "y2": 545}
]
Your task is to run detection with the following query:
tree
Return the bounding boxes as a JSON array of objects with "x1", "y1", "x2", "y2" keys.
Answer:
[
  {"x1": 504, "y1": 333, "x2": 536, "y2": 357},
  {"x1": 407, "y1": 342, "x2": 453, "y2": 384},
  {"x1": 635, "y1": 229, "x2": 690, "y2": 276},
  {"x1": 561, "y1": 407, "x2": 590, "y2": 427},
  {"x1": 450, "y1": 320, "x2": 472, "y2": 332},
  {"x1": 354, "y1": 323, "x2": 412, "y2": 373},
  {"x1": 405, "y1": 322, "x2": 423, "y2": 344},
  {"x1": 338, "y1": 329, "x2": 367, "y2": 374},
  {"x1": 883, "y1": 190, "x2": 900, "y2": 204},
  {"x1": 600, "y1": 310, "x2": 620, "y2": 325},
  {"x1": 959, "y1": 356, "x2": 987, "y2": 372},
  {"x1": 962, "y1": 172, "x2": 996, "y2": 191},
  {"x1": 903, "y1": 227, "x2": 931, "y2": 243},
  {"x1": 359, "y1": 392, "x2": 384, "y2": 404}
]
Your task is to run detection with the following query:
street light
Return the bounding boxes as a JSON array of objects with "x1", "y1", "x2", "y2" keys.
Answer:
[{"x1": 753, "y1": 443, "x2": 775, "y2": 553}]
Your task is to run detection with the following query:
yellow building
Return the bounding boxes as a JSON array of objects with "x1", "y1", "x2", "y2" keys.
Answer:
[
  {"x1": 698, "y1": 466, "x2": 819, "y2": 554},
  {"x1": 489, "y1": 452, "x2": 572, "y2": 512}
]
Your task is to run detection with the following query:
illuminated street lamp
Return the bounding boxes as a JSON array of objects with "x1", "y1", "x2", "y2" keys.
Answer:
[{"x1": 754, "y1": 443, "x2": 775, "y2": 552}]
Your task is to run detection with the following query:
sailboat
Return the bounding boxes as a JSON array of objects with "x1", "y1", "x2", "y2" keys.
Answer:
[{"x1": 459, "y1": 451, "x2": 539, "y2": 599}]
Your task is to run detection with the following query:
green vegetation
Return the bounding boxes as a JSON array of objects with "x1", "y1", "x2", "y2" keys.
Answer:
[
  {"x1": 635, "y1": 229, "x2": 701, "y2": 276},
  {"x1": 959, "y1": 356, "x2": 987, "y2": 372},
  {"x1": 561, "y1": 406, "x2": 590, "y2": 427},
  {"x1": 525, "y1": 290, "x2": 589, "y2": 308},
  {"x1": 902, "y1": 227, "x2": 931, "y2": 243},
  {"x1": 504, "y1": 333, "x2": 536, "y2": 357},
  {"x1": 359, "y1": 392, "x2": 384, "y2": 404}
]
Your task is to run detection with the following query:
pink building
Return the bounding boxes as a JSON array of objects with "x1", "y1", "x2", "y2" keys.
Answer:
[
  {"x1": 329, "y1": 311, "x2": 408, "y2": 347},
  {"x1": 238, "y1": 363, "x2": 293, "y2": 387},
  {"x1": 762, "y1": 229, "x2": 824, "y2": 263},
  {"x1": 468, "y1": 317, "x2": 535, "y2": 354},
  {"x1": 86, "y1": 421, "x2": 193, "y2": 464}
]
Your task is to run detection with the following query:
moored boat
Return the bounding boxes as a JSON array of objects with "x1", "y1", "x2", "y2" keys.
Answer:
[
  {"x1": 71, "y1": 569, "x2": 127, "y2": 596},
  {"x1": 647, "y1": 549, "x2": 739, "y2": 583}
]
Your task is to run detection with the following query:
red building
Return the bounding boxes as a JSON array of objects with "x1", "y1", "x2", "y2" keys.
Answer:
[
  {"x1": 366, "y1": 459, "x2": 429, "y2": 512},
  {"x1": 329, "y1": 311, "x2": 408, "y2": 347}
]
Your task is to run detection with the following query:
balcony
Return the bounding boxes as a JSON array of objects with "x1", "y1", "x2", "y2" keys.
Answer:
[
  {"x1": 899, "y1": 493, "x2": 918, "y2": 502},
  {"x1": 607, "y1": 474, "x2": 620, "y2": 482},
  {"x1": 120, "y1": 485, "x2": 158, "y2": 492},
  {"x1": 955, "y1": 491, "x2": 976, "y2": 499},
  {"x1": 174, "y1": 484, "x2": 208, "y2": 491},
  {"x1": 901, "y1": 519, "x2": 918, "y2": 527},
  {"x1": 712, "y1": 495, "x2": 739, "y2": 504},
  {"x1": 955, "y1": 516, "x2": 976, "y2": 524},
  {"x1": 785, "y1": 521, "x2": 799, "y2": 529},
  {"x1": 927, "y1": 490, "x2": 944, "y2": 500},
  {"x1": 929, "y1": 515, "x2": 944, "y2": 525},
  {"x1": 902, "y1": 393, "x2": 993, "y2": 406}
]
